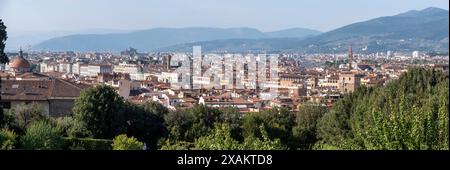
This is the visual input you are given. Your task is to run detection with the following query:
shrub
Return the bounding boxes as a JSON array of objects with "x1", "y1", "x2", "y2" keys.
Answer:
[
  {"x1": 56, "y1": 117, "x2": 92, "y2": 138},
  {"x1": 20, "y1": 121, "x2": 63, "y2": 150},
  {"x1": 112, "y1": 134, "x2": 144, "y2": 150},
  {"x1": 62, "y1": 137, "x2": 112, "y2": 150},
  {"x1": 0, "y1": 128, "x2": 17, "y2": 150}
]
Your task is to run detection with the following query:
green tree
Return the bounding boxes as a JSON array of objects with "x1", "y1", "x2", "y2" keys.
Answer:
[
  {"x1": 21, "y1": 121, "x2": 63, "y2": 150},
  {"x1": 292, "y1": 104, "x2": 327, "y2": 149},
  {"x1": 243, "y1": 107, "x2": 295, "y2": 148},
  {"x1": 112, "y1": 134, "x2": 144, "y2": 150},
  {"x1": 219, "y1": 107, "x2": 243, "y2": 141},
  {"x1": 55, "y1": 116, "x2": 92, "y2": 138},
  {"x1": 0, "y1": 128, "x2": 17, "y2": 150},
  {"x1": 195, "y1": 123, "x2": 241, "y2": 150},
  {"x1": 0, "y1": 19, "x2": 7, "y2": 64},
  {"x1": 195, "y1": 123, "x2": 286, "y2": 150},
  {"x1": 316, "y1": 68, "x2": 449, "y2": 150},
  {"x1": 125, "y1": 102, "x2": 167, "y2": 150},
  {"x1": 0, "y1": 20, "x2": 8, "y2": 128},
  {"x1": 6, "y1": 102, "x2": 49, "y2": 134},
  {"x1": 73, "y1": 85, "x2": 126, "y2": 139},
  {"x1": 164, "y1": 104, "x2": 221, "y2": 142},
  {"x1": 142, "y1": 101, "x2": 169, "y2": 121}
]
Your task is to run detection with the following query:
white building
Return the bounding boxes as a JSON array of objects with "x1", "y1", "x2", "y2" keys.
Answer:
[
  {"x1": 113, "y1": 63, "x2": 145, "y2": 80},
  {"x1": 40, "y1": 62, "x2": 58, "y2": 73},
  {"x1": 58, "y1": 62, "x2": 73, "y2": 74},
  {"x1": 79, "y1": 64, "x2": 112, "y2": 77},
  {"x1": 412, "y1": 51, "x2": 420, "y2": 58}
]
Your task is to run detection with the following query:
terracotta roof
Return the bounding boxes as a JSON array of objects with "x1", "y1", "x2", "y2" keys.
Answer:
[
  {"x1": 1, "y1": 79, "x2": 90, "y2": 101},
  {"x1": 9, "y1": 57, "x2": 31, "y2": 69}
]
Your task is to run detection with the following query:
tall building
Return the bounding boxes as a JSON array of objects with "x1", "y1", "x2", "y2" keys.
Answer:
[
  {"x1": 412, "y1": 51, "x2": 420, "y2": 58},
  {"x1": 348, "y1": 45, "x2": 353, "y2": 70},
  {"x1": 339, "y1": 72, "x2": 361, "y2": 93}
]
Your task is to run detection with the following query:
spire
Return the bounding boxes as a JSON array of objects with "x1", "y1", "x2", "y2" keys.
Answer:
[
  {"x1": 19, "y1": 47, "x2": 24, "y2": 58},
  {"x1": 348, "y1": 44, "x2": 353, "y2": 70}
]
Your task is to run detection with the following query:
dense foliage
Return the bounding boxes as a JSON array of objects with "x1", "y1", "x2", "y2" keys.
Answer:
[
  {"x1": 72, "y1": 85, "x2": 167, "y2": 149},
  {"x1": 316, "y1": 68, "x2": 449, "y2": 150},
  {"x1": 63, "y1": 137, "x2": 112, "y2": 150},
  {"x1": 0, "y1": 128, "x2": 16, "y2": 150},
  {"x1": 73, "y1": 85, "x2": 127, "y2": 139},
  {"x1": 112, "y1": 134, "x2": 144, "y2": 150},
  {"x1": 20, "y1": 121, "x2": 64, "y2": 150},
  {"x1": 0, "y1": 19, "x2": 7, "y2": 64}
]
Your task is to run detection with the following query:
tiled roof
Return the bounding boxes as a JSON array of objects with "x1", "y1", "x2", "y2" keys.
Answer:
[{"x1": 1, "y1": 79, "x2": 90, "y2": 101}]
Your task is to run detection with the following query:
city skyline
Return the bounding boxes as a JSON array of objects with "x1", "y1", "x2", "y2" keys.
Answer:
[{"x1": 0, "y1": 0, "x2": 449, "y2": 35}]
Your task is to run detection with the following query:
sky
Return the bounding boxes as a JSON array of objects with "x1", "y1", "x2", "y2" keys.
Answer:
[{"x1": 0, "y1": 0, "x2": 449, "y2": 34}]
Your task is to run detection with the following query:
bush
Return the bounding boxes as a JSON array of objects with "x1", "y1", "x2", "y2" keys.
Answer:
[
  {"x1": 62, "y1": 137, "x2": 112, "y2": 150},
  {"x1": 112, "y1": 134, "x2": 144, "y2": 150},
  {"x1": 0, "y1": 128, "x2": 17, "y2": 150},
  {"x1": 159, "y1": 139, "x2": 194, "y2": 150},
  {"x1": 56, "y1": 117, "x2": 92, "y2": 138},
  {"x1": 20, "y1": 121, "x2": 63, "y2": 150},
  {"x1": 11, "y1": 103, "x2": 48, "y2": 130}
]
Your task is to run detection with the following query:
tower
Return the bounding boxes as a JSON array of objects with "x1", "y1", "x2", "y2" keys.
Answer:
[{"x1": 348, "y1": 45, "x2": 353, "y2": 70}]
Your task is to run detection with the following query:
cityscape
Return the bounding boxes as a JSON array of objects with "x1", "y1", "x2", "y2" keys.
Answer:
[{"x1": 0, "y1": 0, "x2": 448, "y2": 153}]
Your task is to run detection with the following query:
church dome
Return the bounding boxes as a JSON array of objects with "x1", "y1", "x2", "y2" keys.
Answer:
[{"x1": 9, "y1": 57, "x2": 30, "y2": 69}]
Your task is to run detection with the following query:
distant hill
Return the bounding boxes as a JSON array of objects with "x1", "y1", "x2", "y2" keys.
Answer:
[
  {"x1": 33, "y1": 7, "x2": 449, "y2": 53},
  {"x1": 6, "y1": 29, "x2": 133, "y2": 51},
  {"x1": 295, "y1": 7, "x2": 449, "y2": 53},
  {"x1": 33, "y1": 27, "x2": 321, "y2": 52},
  {"x1": 160, "y1": 7, "x2": 449, "y2": 53}
]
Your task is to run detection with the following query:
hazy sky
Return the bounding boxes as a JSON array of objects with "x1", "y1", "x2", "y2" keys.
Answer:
[{"x1": 0, "y1": 0, "x2": 448, "y2": 34}]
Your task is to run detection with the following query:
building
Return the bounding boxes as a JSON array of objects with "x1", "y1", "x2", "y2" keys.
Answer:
[
  {"x1": 79, "y1": 64, "x2": 112, "y2": 77},
  {"x1": 1, "y1": 78, "x2": 89, "y2": 117},
  {"x1": 412, "y1": 51, "x2": 420, "y2": 58},
  {"x1": 113, "y1": 62, "x2": 143, "y2": 80},
  {"x1": 339, "y1": 72, "x2": 362, "y2": 93},
  {"x1": 40, "y1": 62, "x2": 59, "y2": 73},
  {"x1": 8, "y1": 49, "x2": 31, "y2": 76},
  {"x1": 319, "y1": 75, "x2": 339, "y2": 90},
  {"x1": 58, "y1": 62, "x2": 73, "y2": 74}
]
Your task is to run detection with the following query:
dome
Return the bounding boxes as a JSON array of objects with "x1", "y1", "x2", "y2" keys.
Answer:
[{"x1": 9, "y1": 57, "x2": 31, "y2": 69}]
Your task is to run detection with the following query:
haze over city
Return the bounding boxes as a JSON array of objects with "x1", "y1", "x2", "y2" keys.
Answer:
[{"x1": 1, "y1": 0, "x2": 448, "y2": 33}]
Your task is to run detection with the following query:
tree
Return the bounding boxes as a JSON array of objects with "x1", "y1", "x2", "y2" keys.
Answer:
[
  {"x1": 0, "y1": 19, "x2": 7, "y2": 64},
  {"x1": 73, "y1": 85, "x2": 126, "y2": 139},
  {"x1": 125, "y1": 102, "x2": 167, "y2": 150},
  {"x1": 6, "y1": 102, "x2": 49, "y2": 134},
  {"x1": 242, "y1": 107, "x2": 295, "y2": 148},
  {"x1": 195, "y1": 123, "x2": 241, "y2": 150},
  {"x1": 0, "y1": 128, "x2": 16, "y2": 150},
  {"x1": 112, "y1": 134, "x2": 144, "y2": 150},
  {"x1": 0, "y1": 20, "x2": 8, "y2": 128},
  {"x1": 219, "y1": 107, "x2": 243, "y2": 141},
  {"x1": 292, "y1": 104, "x2": 327, "y2": 149},
  {"x1": 195, "y1": 123, "x2": 286, "y2": 150},
  {"x1": 142, "y1": 101, "x2": 169, "y2": 121},
  {"x1": 163, "y1": 109, "x2": 194, "y2": 142},
  {"x1": 164, "y1": 104, "x2": 221, "y2": 142},
  {"x1": 55, "y1": 117, "x2": 92, "y2": 138},
  {"x1": 316, "y1": 68, "x2": 449, "y2": 150},
  {"x1": 21, "y1": 121, "x2": 63, "y2": 150}
]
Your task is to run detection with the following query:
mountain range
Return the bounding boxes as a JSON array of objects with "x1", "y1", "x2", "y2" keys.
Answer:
[
  {"x1": 33, "y1": 7, "x2": 449, "y2": 53},
  {"x1": 33, "y1": 27, "x2": 320, "y2": 52}
]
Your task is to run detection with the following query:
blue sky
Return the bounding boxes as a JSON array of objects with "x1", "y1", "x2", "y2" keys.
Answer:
[{"x1": 0, "y1": 0, "x2": 448, "y2": 34}]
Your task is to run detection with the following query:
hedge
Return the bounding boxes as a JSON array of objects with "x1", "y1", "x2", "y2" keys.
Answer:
[{"x1": 63, "y1": 137, "x2": 113, "y2": 150}]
